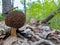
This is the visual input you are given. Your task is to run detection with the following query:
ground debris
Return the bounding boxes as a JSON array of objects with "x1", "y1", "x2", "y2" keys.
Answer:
[{"x1": 0, "y1": 21, "x2": 60, "y2": 45}]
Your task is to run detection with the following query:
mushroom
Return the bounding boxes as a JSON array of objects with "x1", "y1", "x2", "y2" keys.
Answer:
[{"x1": 5, "y1": 11, "x2": 25, "y2": 36}]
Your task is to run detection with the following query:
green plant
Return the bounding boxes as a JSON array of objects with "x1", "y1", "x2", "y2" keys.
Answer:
[{"x1": 26, "y1": 0, "x2": 60, "y2": 29}]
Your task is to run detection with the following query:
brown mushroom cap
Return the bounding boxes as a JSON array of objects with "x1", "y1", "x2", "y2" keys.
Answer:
[{"x1": 5, "y1": 11, "x2": 26, "y2": 28}]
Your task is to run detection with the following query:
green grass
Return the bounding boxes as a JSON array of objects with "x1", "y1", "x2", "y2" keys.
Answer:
[{"x1": 0, "y1": 13, "x2": 5, "y2": 20}]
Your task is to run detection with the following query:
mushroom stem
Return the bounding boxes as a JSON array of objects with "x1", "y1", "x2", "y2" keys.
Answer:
[{"x1": 11, "y1": 27, "x2": 17, "y2": 36}]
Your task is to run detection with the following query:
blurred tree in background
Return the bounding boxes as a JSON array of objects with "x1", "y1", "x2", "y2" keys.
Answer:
[
  {"x1": 0, "y1": 0, "x2": 14, "y2": 20},
  {"x1": 2, "y1": 0, "x2": 14, "y2": 16},
  {"x1": 26, "y1": 0, "x2": 60, "y2": 29}
]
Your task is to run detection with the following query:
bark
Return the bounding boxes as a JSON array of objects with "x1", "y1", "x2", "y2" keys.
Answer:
[{"x1": 2, "y1": 0, "x2": 13, "y2": 16}]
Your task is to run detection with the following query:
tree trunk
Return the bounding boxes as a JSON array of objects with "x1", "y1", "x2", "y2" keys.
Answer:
[
  {"x1": 24, "y1": 0, "x2": 26, "y2": 15},
  {"x1": 2, "y1": 0, "x2": 13, "y2": 16}
]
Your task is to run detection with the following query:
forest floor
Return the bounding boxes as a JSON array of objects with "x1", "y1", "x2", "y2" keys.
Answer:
[{"x1": 0, "y1": 20, "x2": 60, "y2": 45}]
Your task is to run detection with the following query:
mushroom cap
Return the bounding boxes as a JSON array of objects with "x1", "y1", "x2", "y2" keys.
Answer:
[{"x1": 5, "y1": 11, "x2": 26, "y2": 28}]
